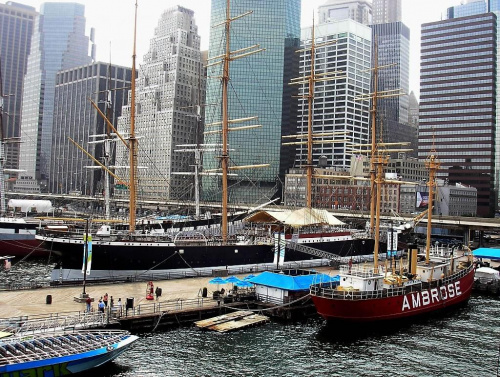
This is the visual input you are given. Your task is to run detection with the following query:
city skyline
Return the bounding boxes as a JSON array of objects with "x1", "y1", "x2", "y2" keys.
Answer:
[{"x1": 14, "y1": 0, "x2": 460, "y2": 98}]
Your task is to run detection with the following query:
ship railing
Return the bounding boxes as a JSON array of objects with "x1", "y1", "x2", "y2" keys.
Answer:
[
  {"x1": 310, "y1": 283, "x2": 407, "y2": 300},
  {"x1": 351, "y1": 230, "x2": 370, "y2": 239},
  {"x1": 339, "y1": 264, "x2": 383, "y2": 278}
]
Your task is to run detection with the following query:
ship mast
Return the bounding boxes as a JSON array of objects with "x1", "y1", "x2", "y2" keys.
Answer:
[
  {"x1": 305, "y1": 17, "x2": 315, "y2": 209},
  {"x1": 205, "y1": 0, "x2": 265, "y2": 242},
  {"x1": 369, "y1": 40, "x2": 379, "y2": 236},
  {"x1": 284, "y1": 19, "x2": 344, "y2": 210},
  {"x1": 425, "y1": 154, "x2": 440, "y2": 263},
  {"x1": 220, "y1": 0, "x2": 231, "y2": 241},
  {"x1": 128, "y1": 0, "x2": 139, "y2": 232},
  {"x1": 0, "y1": 63, "x2": 5, "y2": 216}
]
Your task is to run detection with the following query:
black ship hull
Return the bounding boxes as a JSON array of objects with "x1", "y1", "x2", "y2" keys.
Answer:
[{"x1": 38, "y1": 232, "x2": 382, "y2": 283}]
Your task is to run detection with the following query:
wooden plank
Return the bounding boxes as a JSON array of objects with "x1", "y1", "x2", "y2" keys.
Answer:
[
  {"x1": 194, "y1": 310, "x2": 253, "y2": 329},
  {"x1": 210, "y1": 314, "x2": 269, "y2": 333}
]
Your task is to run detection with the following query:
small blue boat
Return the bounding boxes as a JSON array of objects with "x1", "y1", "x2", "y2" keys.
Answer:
[{"x1": 0, "y1": 329, "x2": 138, "y2": 376}]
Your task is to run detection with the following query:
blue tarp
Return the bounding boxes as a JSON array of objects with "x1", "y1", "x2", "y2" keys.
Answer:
[
  {"x1": 473, "y1": 248, "x2": 500, "y2": 261},
  {"x1": 247, "y1": 271, "x2": 339, "y2": 291}
]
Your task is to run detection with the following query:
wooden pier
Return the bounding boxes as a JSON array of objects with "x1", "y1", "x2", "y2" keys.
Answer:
[{"x1": 194, "y1": 310, "x2": 269, "y2": 332}]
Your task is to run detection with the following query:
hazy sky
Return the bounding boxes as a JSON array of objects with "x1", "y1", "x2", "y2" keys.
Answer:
[{"x1": 17, "y1": 0, "x2": 461, "y2": 97}]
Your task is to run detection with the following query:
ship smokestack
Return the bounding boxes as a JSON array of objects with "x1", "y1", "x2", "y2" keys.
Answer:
[{"x1": 407, "y1": 244, "x2": 418, "y2": 276}]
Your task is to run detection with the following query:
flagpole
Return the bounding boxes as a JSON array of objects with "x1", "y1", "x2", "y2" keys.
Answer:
[{"x1": 83, "y1": 218, "x2": 89, "y2": 295}]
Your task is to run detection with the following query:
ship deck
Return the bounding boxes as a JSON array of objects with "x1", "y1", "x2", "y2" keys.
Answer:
[{"x1": 0, "y1": 329, "x2": 131, "y2": 366}]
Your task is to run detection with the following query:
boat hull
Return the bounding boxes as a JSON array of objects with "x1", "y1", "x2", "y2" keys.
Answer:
[
  {"x1": 38, "y1": 231, "x2": 381, "y2": 282},
  {"x1": 0, "y1": 219, "x2": 47, "y2": 257},
  {"x1": 0, "y1": 236, "x2": 49, "y2": 257},
  {"x1": 311, "y1": 265, "x2": 475, "y2": 323},
  {"x1": 0, "y1": 334, "x2": 137, "y2": 375}
]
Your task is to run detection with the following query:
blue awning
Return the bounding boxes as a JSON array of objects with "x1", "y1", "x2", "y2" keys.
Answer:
[
  {"x1": 473, "y1": 248, "x2": 500, "y2": 261},
  {"x1": 248, "y1": 271, "x2": 339, "y2": 291}
]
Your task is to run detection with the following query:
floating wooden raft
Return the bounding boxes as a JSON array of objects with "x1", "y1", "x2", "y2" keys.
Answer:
[{"x1": 194, "y1": 310, "x2": 269, "y2": 333}]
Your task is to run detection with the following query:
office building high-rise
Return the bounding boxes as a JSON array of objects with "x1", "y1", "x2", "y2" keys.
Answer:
[
  {"x1": 116, "y1": 6, "x2": 204, "y2": 201},
  {"x1": 419, "y1": 13, "x2": 497, "y2": 217},
  {"x1": 17, "y1": 2, "x2": 93, "y2": 192},
  {"x1": 371, "y1": 21, "x2": 415, "y2": 157},
  {"x1": 296, "y1": 20, "x2": 372, "y2": 171},
  {"x1": 50, "y1": 62, "x2": 131, "y2": 196},
  {"x1": 318, "y1": 0, "x2": 372, "y2": 25},
  {"x1": 447, "y1": 0, "x2": 487, "y2": 18},
  {"x1": 0, "y1": 2, "x2": 36, "y2": 171},
  {"x1": 372, "y1": 0, "x2": 402, "y2": 24},
  {"x1": 203, "y1": 0, "x2": 301, "y2": 205}
]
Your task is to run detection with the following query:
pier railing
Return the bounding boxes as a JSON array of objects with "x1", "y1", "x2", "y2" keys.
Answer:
[
  {"x1": 117, "y1": 297, "x2": 216, "y2": 318},
  {"x1": 0, "y1": 297, "x2": 222, "y2": 333}
]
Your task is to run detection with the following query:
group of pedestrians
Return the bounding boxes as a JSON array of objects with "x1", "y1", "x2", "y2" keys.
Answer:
[{"x1": 85, "y1": 292, "x2": 122, "y2": 316}]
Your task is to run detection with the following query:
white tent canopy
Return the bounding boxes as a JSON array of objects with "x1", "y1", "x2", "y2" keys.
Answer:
[
  {"x1": 8, "y1": 199, "x2": 53, "y2": 213},
  {"x1": 245, "y1": 207, "x2": 345, "y2": 228}
]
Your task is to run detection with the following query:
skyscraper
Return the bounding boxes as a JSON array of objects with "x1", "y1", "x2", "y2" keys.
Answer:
[
  {"x1": 419, "y1": 13, "x2": 497, "y2": 217},
  {"x1": 447, "y1": 0, "x2": 487, "y2": 18},
  {"x1": 372, "y1": 0, "x2": 402, "y2": 24},
  {"x1": 296, "y1": 20, "x2": 372, "y2": 170},
  {"x1": 0, "y1": 2, "x2": 36, "y2": 171},
  {"x1": 116, "y1": 6, "x2": 204, "y2": 201},
  {"x1": 370, "y1": 21, "x2": 415, "y2": 157},
  {"x1": 203, "y1": 0, "x2": 301, "y2": 204},
  {"x1": 318, "y1": 0, "x2": 372, "y2": 25},
  {"x1": 50, "y1": 62, "x2": 131, "y2": 196},
  {"x1": 17, "y1": 2, "x2": 92, "y2": 192}
]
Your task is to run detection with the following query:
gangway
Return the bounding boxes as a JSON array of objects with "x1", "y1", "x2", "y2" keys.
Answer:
[{"x1": 285, "y1": 240, "x2": 343, "y2": 265}]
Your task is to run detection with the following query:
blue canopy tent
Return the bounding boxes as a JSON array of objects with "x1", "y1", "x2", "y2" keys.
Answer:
[
  {"x1": 235, "y1": 280, "x2": 253, "y2": 288},
  {"x1": 225, "y1": 276, "x2": 241, "y2": 283},
  {"x1": 473, "y1": 248, "x2": 500, "y2": 261},
  {"x1": 208, "y1": 277, "x2": 227, "y2": 290},
  {"x1": 248, "y1": 271, "x2": 339, "y2": 292}
]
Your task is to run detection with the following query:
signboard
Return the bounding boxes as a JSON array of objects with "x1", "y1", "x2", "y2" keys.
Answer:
[{"x1": 416, "y1": 191, "x2": 429, "y2": 208}]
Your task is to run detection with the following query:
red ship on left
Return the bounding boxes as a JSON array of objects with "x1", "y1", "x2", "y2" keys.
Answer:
[{"x1": 0, "y1": 217, "x2": 49, "y2": 257}]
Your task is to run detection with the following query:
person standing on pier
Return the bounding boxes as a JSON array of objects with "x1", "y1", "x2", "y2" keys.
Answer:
[
  {"x1": 155, "y1": 286, "x2": 162, "y2": 301},
  {"x1": 116, "y1": 298, "x2": 122, "y2": 316},
  {"x1": 85, "y1": 296, "x2": 92, "y2": 312},
  {"x1": 98, "y1": 299, "x2": 105, "y2": 313},
  {"x1": 103, "y1": 293, "x2": 109, "y2": 307}
]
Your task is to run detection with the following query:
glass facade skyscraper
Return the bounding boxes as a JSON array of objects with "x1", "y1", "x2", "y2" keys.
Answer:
[
  {"x1": 447, "y1": 0, "x2": 487, "y2": 18},
  {"x1": 17, "y1": 2, "x2": 92, "y2": 191},
  {"x1": 370, "y1": 22, "x2": 415, "y2": 157},
  {"x1": 0, "y1": 2, "x2": 36, "y2": 171},
  {"x1": 419, "y1": 14, "x2": 497, "y2": 217},
  {"x1": 203, "y1": 0, "x2": 300, "y2": 205}
]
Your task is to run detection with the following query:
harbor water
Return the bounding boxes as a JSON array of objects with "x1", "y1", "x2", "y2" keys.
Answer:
[
  {"x1": 2, "y1": 260, "x2": 500, "y2": 376},
  {"x1": 85, "y1": 294, "x2": 500, "y2": 377}
]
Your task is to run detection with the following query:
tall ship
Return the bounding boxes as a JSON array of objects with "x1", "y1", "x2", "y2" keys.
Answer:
[
  {"x1": 36, "y1": 2, "x2": 388, "y2": 283},
  {"x1": 309, "y1": 90, "x2": 475, "y2": 322}
]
